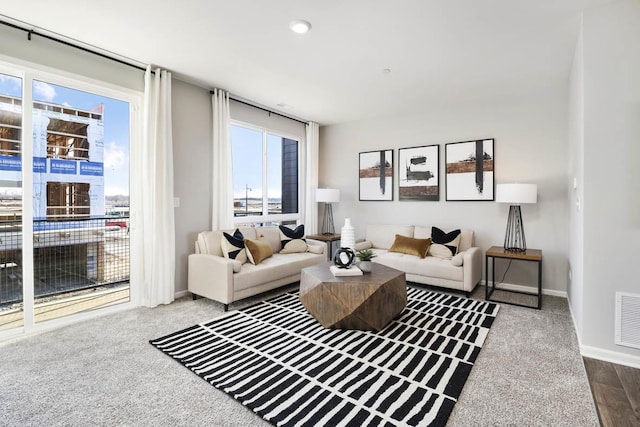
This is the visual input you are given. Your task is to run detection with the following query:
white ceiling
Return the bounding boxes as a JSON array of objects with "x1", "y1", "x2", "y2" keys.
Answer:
[{"x1": 0, "y1": 0, "x2": 611, "y2": 125}]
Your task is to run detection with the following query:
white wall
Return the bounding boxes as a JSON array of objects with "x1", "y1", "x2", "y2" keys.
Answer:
[
  {"x1": 568, "y1": 25, "x2": 585, "y2": 337},
  {"x1": 320, "y1": 94, "x2": 570, "y2": 293},
  {"x1": 575, "y1": 0, "x2": 640, "y2": 365},
  {"x1": 172, "y1": 80, "x2": 213, "y2": 292},
  {"x1": 0, "y1": 24, "x2": 143, "y2": 92}
]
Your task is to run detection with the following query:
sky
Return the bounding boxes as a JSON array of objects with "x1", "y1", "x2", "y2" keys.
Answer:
[
  {"x1": 231, "y1": 124, "x2": 283, "y2": 199},
  {"x1": 0, "y1": 73, "x2": 130, "y2": 196}
]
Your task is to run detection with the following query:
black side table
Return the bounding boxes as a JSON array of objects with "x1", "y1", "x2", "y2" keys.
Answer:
[{"x1": 485, "y1": 246, "x2": 543, "y2": 309}]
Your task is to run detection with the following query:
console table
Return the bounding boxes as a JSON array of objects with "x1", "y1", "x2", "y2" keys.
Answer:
[{"x1": 485, "y1": 246, "x2": 542, "y2": 309}]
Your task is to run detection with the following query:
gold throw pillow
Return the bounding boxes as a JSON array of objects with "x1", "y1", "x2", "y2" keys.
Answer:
[
  {"x1": 388, "y1": 235, "x2": 431, "y2": 259},
  {"x1": 244, "y1": 238, "x2": 274, "y2": 265}
]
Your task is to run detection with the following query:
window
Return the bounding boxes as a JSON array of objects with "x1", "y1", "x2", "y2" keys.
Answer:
[
  {"x1": 231, "y1": 123, "x2": 300, "y2": 226},
  {"x1": 46, "y1": 182, "x2": 90, "y2": 219},
  {"x1": 0, "y1": 96, "x2": 21, "y2": 157},
  {"x1": 45, "y1": 118, "x2": 90, "y2": 161}
]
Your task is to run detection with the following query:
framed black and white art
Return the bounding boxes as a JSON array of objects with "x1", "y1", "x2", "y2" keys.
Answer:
[
  {"x1": 445, "y1": 139, "x2": 494, "y2": 201},
  {"x1": 359, "y1": 149, "x2": 393, "y2": 201},
  {"x1": 398, "y1": 145, "x2": 439, "y2": 201}
]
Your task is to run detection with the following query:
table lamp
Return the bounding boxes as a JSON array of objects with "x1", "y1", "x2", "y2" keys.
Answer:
[
  {"x1": 316, "y1": 188, "x2": 340, "y2": 235},
  {"x1": 496, "y1": 183, "x2": 537, "y2": 252}
]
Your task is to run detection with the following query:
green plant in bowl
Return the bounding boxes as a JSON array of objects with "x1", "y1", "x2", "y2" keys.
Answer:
[{"x1": 356, "y1": 248, "x2": 377, "y2": 262}]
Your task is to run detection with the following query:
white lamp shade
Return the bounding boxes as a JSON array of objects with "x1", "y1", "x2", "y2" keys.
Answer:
[
  {"x1": 316, "y1": 188, "x2": 340, "y2": 203},
  {"x1": 496, "y1": 183, "x2": 537, "y2": 204}
]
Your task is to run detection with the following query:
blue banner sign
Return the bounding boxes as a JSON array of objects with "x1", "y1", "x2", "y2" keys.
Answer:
[
  {"x1": 0, "y1": 155, "x2": 21, "y2": 171},
  {"x1": 50, "y1": 159, "x2": 77, "y2": 175},
  {"x1": 79, "y1": 161, "x2": 104, "y2": 176},
  {"x1": 34, "y1": 157, "x2": 47, "y2": 173}
]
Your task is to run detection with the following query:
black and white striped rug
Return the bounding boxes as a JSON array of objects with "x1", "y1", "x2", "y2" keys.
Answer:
[{"x1": 150, "y1": 288, "x2": 499, "y2": 427}]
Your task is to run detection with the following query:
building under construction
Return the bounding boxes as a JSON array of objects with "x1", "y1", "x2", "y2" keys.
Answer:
[{"x1": 0, "y1": 95, "x2": 126, "y2": 305}]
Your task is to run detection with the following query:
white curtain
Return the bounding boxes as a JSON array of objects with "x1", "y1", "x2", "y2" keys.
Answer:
[
  {"x1": 304, "y1": 122, "x2": 320, "y2": 234},
  {"x1": 137, "y1": 66, "x2": 175, "y2": 307},
  {"x1": 211, "y1": 89, "x2": 234, "y2": 230}
]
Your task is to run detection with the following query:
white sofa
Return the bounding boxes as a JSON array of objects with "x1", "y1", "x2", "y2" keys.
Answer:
[
  {"x1": 188, "y1": 226, "x2": 326, "y2": 310},
  {"x1": 355, "y1": 224, "x2": 482, "y2": 295}
]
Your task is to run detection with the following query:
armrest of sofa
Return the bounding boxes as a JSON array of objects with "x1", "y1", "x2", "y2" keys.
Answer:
[
  {"x1": 462, "y1": 247, "x2": 483, "y2": 292},
  {"x1": 305, "y1": 238, "x2": 326, "y2": 255},
  {"x1": 355, "y1": 240, "x2": 372, "y2": 251},
  {"x1": 188, "y1": 253, "x2": 235, "y2": 304}
]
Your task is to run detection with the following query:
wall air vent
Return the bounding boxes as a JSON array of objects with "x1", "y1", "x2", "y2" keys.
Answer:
[{"x1": 615, "y1": 292, "x2": 640, "y2": 349}]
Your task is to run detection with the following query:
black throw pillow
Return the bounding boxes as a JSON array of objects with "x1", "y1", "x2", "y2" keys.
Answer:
[
  {"x1": 279, "y1": 224, "x2": 305, "y2": 251},
  {"x1": 428, "y1": 227, "x2": 462, "y2": 259},
  {"x1": 221, "y1": 228, "x2": 247, "y2": 263}
]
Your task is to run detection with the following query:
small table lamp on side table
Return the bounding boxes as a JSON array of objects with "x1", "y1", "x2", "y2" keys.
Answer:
[
  {"x1": 316, "y1": 188, "x2": 340, "y2": 235},
  {"x1": 495, "y1": 183, "x2": 537, "y2": 252}
]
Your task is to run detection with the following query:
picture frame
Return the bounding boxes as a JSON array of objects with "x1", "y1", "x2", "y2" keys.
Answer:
[
  {"x1": 445, "y1": 139, "x2": 494, "y2": 201},
  {"x1": 398, "y1": 145, "x2": 439, "y2": 201},
  {"x1": 359, "y1": 149, "x2": 394, "y2": 201}
]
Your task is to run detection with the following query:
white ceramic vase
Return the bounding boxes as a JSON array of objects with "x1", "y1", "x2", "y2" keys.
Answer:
[
  {"x1": 359, "y1": 260, "x2": 372, "y2": 273},
  {"x1": 341, "y1": 218, "x2": 356, "y2": 252}
]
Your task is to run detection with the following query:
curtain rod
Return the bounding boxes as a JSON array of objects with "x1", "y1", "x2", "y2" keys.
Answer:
[
  {"x1": 211, "y1": 90, "x2": 308, "y2": 125},
  {"x1": 0, "y1": 19, "x2": 149, "y2": 73},
  {"x1": 1, "y1": 18, "x2": 308, "y2": 124}
]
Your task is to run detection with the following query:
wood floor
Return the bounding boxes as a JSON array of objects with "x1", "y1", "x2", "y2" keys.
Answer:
[{"x1": 584, "y1": 357, "x2": 640, "y2": 427}]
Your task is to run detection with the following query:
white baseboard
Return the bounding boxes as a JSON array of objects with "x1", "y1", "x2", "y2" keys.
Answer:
[
  {"x1": 174, "y1": 290, "x2": 189, "y2": 299},
  {"x1": 563, "y1": 294, "x2": 640, "y2": 370},
  {"x1": 480, "y1": 280, "x2": 567, "y2": 298},
  {"x1": 580, "y1": 344, "x2": 640, "y2": 369}
]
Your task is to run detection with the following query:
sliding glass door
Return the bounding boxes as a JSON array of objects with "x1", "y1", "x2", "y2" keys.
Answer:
[
  {"x1": 0, "y1": 66, "x2": 136, "y2": 334},
  {"x1": 0, "y1": 72, "x2": 24, "y2": 330}
]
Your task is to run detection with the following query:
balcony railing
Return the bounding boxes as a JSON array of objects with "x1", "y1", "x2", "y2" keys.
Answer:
[{"x1": 0, "y1": 216, "x2": 129, "y2": 306}]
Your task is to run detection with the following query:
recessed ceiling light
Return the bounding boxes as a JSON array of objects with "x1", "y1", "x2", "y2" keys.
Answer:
[
  {"x1": 289, "y1": 20, "x2": 311, "y2": 34},
  {"x1": 383, "y1": 68, "x2": 391, "y2": 74},
  {"x1": 277, "y1": 102, "x2": 293, "y2": 109}
]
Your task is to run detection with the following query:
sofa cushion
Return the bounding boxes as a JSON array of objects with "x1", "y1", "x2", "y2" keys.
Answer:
[
  {"x1": 244, "y1": 238, "x2": 274, "y2": 265},
  {"x1": 366, "y1": 225, "x2": 415, "y2": 249},
  {"x1": 197, "y1": 231, "x2": 223, "y2": 256},
  {"x1": 234, "y1": 252, "x2": 324, "y2": 291},
  {"x1": 254, "y1": 227, "x2": 282, "y2": 254},
  {"x1": 428, "y1": 227, "x2": 461, "y2": 259},
  {"x1": 375, "y1": 250, "x2": 463, "y2": 282},
  {"x1": 279, "y1": 224, "x2": 306, "y2": 252},
  {"x1": 388, "y1": 235, "x2": 431, "y2": 258},
  {"x1": 221, "y1": 229, "x2": 248, "y2": 264}
]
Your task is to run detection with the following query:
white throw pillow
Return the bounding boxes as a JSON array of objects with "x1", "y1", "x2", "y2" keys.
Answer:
[
  {"x1": 231, "y1": 260, "x2": 242, "y2": 273},
  {"x1": 451, "y1": 253, "x2": 464, "y2": 267},
  {"x1": 306, "y1": 245, "x2": 324, "y2": 255},
  {"x1": 280, "y1": 238, "x2": 308, "y2": 254}
]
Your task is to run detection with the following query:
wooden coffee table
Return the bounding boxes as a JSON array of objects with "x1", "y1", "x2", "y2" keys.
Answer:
[{"x1": 299, "y1": 262, "x2": 407, "y2": 332}]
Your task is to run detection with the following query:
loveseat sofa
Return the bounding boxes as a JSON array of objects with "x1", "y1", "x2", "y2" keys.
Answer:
[
  {"x1": 188, "y1": 226, "x2": 326, "y2": 310},
  {"x1": 355, "y1": 224, "x2": 482, "y2": 294}
]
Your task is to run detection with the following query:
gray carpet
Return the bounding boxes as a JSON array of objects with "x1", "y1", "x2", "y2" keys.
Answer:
[{"x1": 0, "y1": 285, "x2": 599, "y2": 427}]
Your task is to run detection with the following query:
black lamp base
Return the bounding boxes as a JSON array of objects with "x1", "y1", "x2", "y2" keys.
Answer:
[
  {"x1": 504, "y1": 205, "x2": 527, "y2": 252},
  {"x1": 321, "y1": 203, "x2": 335, "y2": 235}
]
